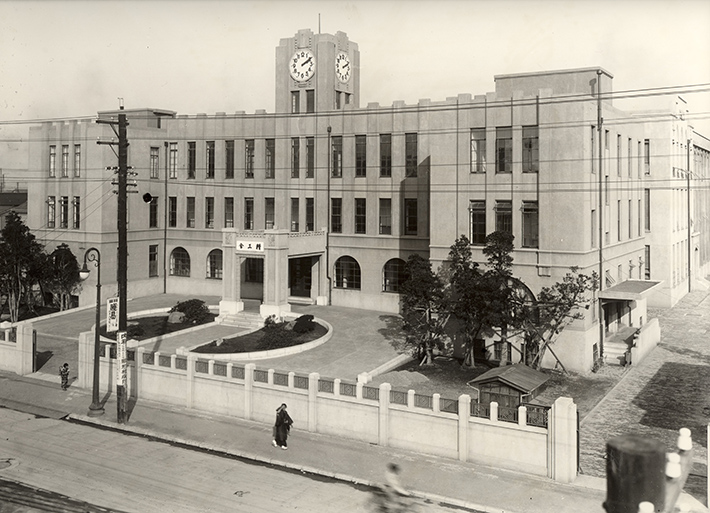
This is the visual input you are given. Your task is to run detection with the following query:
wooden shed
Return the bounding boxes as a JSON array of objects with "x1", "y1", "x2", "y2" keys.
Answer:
[{"x1": 469, "y1": 364, "x2": 549, "y2": 407}]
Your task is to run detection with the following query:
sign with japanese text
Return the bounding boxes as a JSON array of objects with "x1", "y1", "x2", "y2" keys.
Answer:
[
  {"x1": 116, "y1": 330, "x2": 127, "y2": 387},
  {"x1": 106, "y1": 297, "x2": 119, "y2": 333},
  {"x1": 236, "y1": 240, "x2": 264, "y2": 252}
]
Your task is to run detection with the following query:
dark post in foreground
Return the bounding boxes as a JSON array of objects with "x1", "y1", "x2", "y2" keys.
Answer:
[{"x1": 79, "y1": 247, "x2": 104, "y2": 417}]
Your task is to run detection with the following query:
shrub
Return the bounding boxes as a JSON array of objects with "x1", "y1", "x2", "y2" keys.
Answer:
[
  {"x1": 169, "y1": 299, "x2": 211, "y2": 325},
  {"x1": 293, "y1": 314, "x2": 316, "y2": 334}
]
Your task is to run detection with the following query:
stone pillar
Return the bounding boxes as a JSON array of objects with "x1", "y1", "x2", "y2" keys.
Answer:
[
  {"x1": 308, "y1": 372, "x2": 319, "y2": 432},
  {"x1": 548, "y1": 396, "x2": 578, "y2": 483},
  {"x1": 261, "y1": 229, "x2": 291, "y2": 318},
  {"x1": 314, "y1": 254, "x2": 327, "y2": 306},
  {"x1": 378, "y1": 383, "x2": 391, "y2": 446},
  {"x1": 244, "y1": 363, "x2": 256, "y2": 420},
  {"x1": 458, "y1": 394, "x2": 471, "y2": 462},
  {"x1": 77, "y1": 330, "x2": 92, "y2": 388},
  {"x1": 219, "y1": 230, "x2": 244, "y2": 316}
]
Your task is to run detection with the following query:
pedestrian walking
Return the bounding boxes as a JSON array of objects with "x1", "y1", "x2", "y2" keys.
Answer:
[
  {"x1": 272, "y1": 403, "x2": 293, "y2": 450},
  {"x1": 59, "y1": 363, "x2": 70, "y2": 390}
]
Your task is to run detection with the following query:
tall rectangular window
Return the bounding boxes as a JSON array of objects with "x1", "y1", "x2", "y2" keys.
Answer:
[
  {"x1": 265, "y1": 139, "x2": 275, "y2": 179},
  {"x1": 379, "y1": 198, "x2": 392, "y2": 235},
  {"x1": 169, "y1": 142, "x2": 178, "y2": 178},
  {"x1": 306, "y1": 197, "x2": 314, "y2": 231},
  {"x1": 628, "y1": 138, "x2": 632, "y2": 178},
  {"x1": 150, "y1": 147, "x2": 160, "y2": 179},
  {"x1": 637, "y1": 141, "x2": 642, "y2": 179},
  {"x1": 186, "y1": 197, "x2": 195, "y2": 228},
  {"x1": 225, "y1": 140, "x2": 235, "y2": 179},
  {"x1": 306, "y1": 90, "x2": 315, "y2": 113},
  {"x1": 74, "y1": 144, "x2": 81, "y2": 177},
  {"x1": 591, "y1": 126, "x2": 596, "y2": 174},
  {"x1": 265, "y1": 197, "x2": 275, "y2": 229},
  {"x1": 469, "y1": 200, "x2": 486, "y2": 244},
  {"x1": 404, "y1": 198, "x2": 418, "y2": 235},
  {"x1": 188, "y1": 142, "x2": 196, "y2": 179},
  {"x1": 306, "y1": 137, "x2": 315, "y2": 178},
  {"x1": 638, "y1": 199, "x2": 642, "y2": 237},
  {"x1": 495, "y1": 200, "x2": 512, "y2": 234},
  {"x1": 206, "y1": 141, "x2": 215, "y2": 179},
  {"x1": 522, "y1": 126, "x2": 539, "y2": 173},
  {"x1": 149, "y1": 245, "x2": 159, "y2": 277},
  {"x1": 47, "y1": 196, "x2": 55, "y2": 227},
  {"x1": 643, "y1": 139, "x2": 650, "y2": 175},
  {"x1": 628, "y1": 199, "x2": 632, "y2": 239},
  {"x1": 617, "y1": 134, "x2": 622, "y2": 176},
  {"x1": 496, "y1": 128, "x2": 513, "y2": 173},
  {"x1": 380, "y1": 134, "x2": 392, "y2": 177},
  {"x1": 224, "y1": 197, "x2": 234, "y2": 228},
  {"x1": 644, "y1": 245, "x2": 651, "y2": 279},
  {"x1": 405, "y1": 133, "x2": 418, "y2": 177},
  {"x1": 245, "y1": 139, "x2": 255, "y2": 178},
  {"x1": 617, "y1": 200, "x2": 622, "y2": 241},
  {"x1": 72, "y1": 196, "x2": 80, "y2": 229},
  {"x1": 49, "y1": 146, "x2": 56, "y2": 177},
  {"x1": 169, "y1": 196, "x2": 177, "y2": 227},
  {"x1": 331, "y1": 198, "x2": 342, "y2": 233},
  {"x1": 331, "y1": 136, "x2": 342, "y2": 177},
  {"x1": 205, "y1": 197, "x2": 214, "y2": 228},
  {"x1": 354, "y1": 198, "x2": 366, "y2": 234},
  {"x1": 291, "y1": 91, "x2": 300, "y2": 114},
  {"x1": 591, "y1": 209, "x2": 597, "y2": 248},
  {"x1": 355, "y1": 135, "x2": 367, "y2": 177},
  {"x1": 244, "y1": 198, "x2": 254, "y2": 230},
  {"x1": 59, "y1": 196, "x2": 68, "y2": 228},
  {"x1": 605, "y1": 176, "x2": 610, "y2": 205},
  {"x1": 644, "y1": 189, "x2": 650, "y2": 231},
  {"x1": 149, "y1": 196, "x2": 159, "y2": 228},
  {"x1": 470, "y1": 129, "x2": 486, "y2": 173},
  {"x1": 522, "y1": 201, "x2": 539, "y2": 248},
  {"x1": 290, "y1": 198, "x2": 299, "y2": 232},
  {"x1": 291, "y1": 137, "x2": 300, "y2": 178},
  {"x1": 61, "y1": 145, "x2": 69, "y2": 177}
]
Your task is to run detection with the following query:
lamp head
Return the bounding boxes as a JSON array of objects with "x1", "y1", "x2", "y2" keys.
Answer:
[{"x1": 79, "y1": 263, "x2": 91, "y2": 281}]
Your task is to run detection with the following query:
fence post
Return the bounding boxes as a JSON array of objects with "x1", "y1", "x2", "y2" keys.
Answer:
[
  {"x1": 378, "y1": 383, "x2": 391, "y2": 446},
  {"x1": 136, "y1": 347, "x2": 145, "y2": 403},
  {"x1": 458, "y1": 394, "x2": 471, "y2": 462},
  {"x1": 244, "y1": 363, "x2": 255, "y2": 420},
  {"x1": 548, "y1": 397, "x2": 577, "y2": 483},
  {"x1": 489, "y1": 401, "x2": 499, "y2": 422},
  {"x1": 518, "y1": 405, "x2": 527, "y2": 427},
  {"x1": 407, "y1": 389, "x2": 415, "y2": 408},
  {"x1": 308, "y1": 372, "x2": 319, "y2": 432},
  {"x1": 17, "y1": 322, "x2": 34, "y2": 375},
  {"x1": 433, "y1": 393, "x2": 440, "y2": 413},
  {"x1": 334, "y1": 378, "x2": 341, "y2": 397},
  {"x1": 186, "y1": 353, "x2": 196, "y2": 409},
  {"x1": 77, "y1": 331, "x2": 92, "y2": 388}
]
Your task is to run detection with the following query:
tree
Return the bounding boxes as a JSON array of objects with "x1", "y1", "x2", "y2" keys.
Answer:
[
  {"x1": 0, "y1": 212, "x2": 46, "y2": 322},
  {"x1": 399, "y1": 254, "x2": 451, "y2": 365},
  {"x1": 45, "y1": 244, "x2": 81, "y2": 311}
]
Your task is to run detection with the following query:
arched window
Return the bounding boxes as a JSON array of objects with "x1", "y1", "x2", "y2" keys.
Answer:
[
  {"x1": 170, "y1": 247, "x2": 190, "y2": 277},
  {"x1": 382, "y1": 258, "x2": 407, "y2": 292},
  {"x1": 206, "y1": 249, "x2": 222, "y2": 279},
  {"x1": 334, "y1": 256, "x2": 361, "y2": 289}
]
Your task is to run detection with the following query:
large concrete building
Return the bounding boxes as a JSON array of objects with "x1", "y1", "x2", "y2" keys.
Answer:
[{"x1": 24, "y1": 28, "x2": 709, "y2": 372}]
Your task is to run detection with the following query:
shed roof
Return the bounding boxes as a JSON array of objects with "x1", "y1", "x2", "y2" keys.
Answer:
[{"x1": 470, "y1": 364, "x2": 549, "y2": 394}]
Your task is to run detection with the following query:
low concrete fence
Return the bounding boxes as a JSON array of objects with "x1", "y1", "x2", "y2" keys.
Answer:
[
  {"x1": 0, "y1": 322, "x2": 34, "y2": 375},
  {"x1": 79, "y1": 332, "x2": 578, "y2": 483},
  {"x1": 630, "y1": 317, "x2": 660, "y2": 366}
]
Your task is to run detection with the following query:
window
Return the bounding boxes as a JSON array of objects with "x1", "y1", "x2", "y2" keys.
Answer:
[
  {"x1": 150, "y1": 147, "x2": 159, "y2": 179},
  {"x1": 291, "y1": 91, "x2": 300, "y2": 114},
  {"x1": 354, "y1": 198, "x2": 366, "y2": 234},
  {"x1": 628, "y1": 138, "x2": 632, "y2": 178},
  {"x1": 335, "y1": 91, "x2": 341, "y2": 110},
  {"x1": 265, "y1": 139, "x2": 275, "y2": 179},
  {"x1": 591, "y1": 209, "x2": 597, "y2": 248},
  {"x1": 49, "y1": 146, "x2": 56, "y2": 177},
  {"x1": 74, "y1": 144, "x2": 81, "y2": 177},
  {"x1": 290, "y1": 198, "x2": 299, "y2": 232},
  {"x1": 168, "y1": 196, "x2": 177, "y2": 228},
  {"x1": 61, "y1": 145, "x2": 69, "y2": 177},
  {"x1": 225, "y1": 140, "x2": 235, "y2": 179},
  {"x1": 496, "y1": 128, "x2": 512, "y2": 173},
  {"x1": 186, "y1": 197, "x2": 195, "y2": 228},
  {"x1": 522, "y1": 126, "x2": 539, "y2": 173},
  {"x1": 206, "y1": 249, "x2": 223, "y2": 279},
  {"x1": 495, "y1": 200, "x2": 512, "y2": 234},
  {"x1": 188, "y1": 142, "x2": 196, "y2": 179},
  {"x1": 638, "y1": 199, "x2": 642, "y2": 237},
  {"x1": 59, "y1": 196, "x2": 68, "y2": 228},
  {"x1": 469, "y1": 200, "x2": 486, "y2": 244},
  {"x1": 205, "y1": 197, "x2": 214, "y2": 228},
  {"x1": 265, "y1": 197, "x2": 275, "y2": 229},
  {"x1": 617, "y1": 200, "x2": 621, "y2": 242},
  {"x1": 244, "y1": 198, "x2": 254, "y2": 230},
  {"x1": 355, "y1": 135, "x2": 367, "y2": 177},
  {"x1": 405, "y1": 133, "x2": 418, "y2": 177},
  {"x1": 383, "y1": 258, "x2": 407, "y2": 292},
  {"x1": 644, "y1": 189, "x2": 650, "y2": 231},
  {"x1": 522, "y1": 201, "x2": 539, "y2": 248},
  {"x1": 470, "y1": 129, "x2": 486, "y2": 173},
  {"x1": 643, "y1": 139, "x2": 650, "y2": 175},
  {"x1": 306, "y1": 90, "x2": 315, "y2": 113},
  {"x1": 245, "y1": 258, "x2": 263, "y2": 283},
  {"x1": 169, "y1": 142, "x2": 177, "y2": 178},
  {"x1": 170, "y1": 247, "x2": 190, "y2": 277},
  {"x1": 379, "y1": 198, "x2": 392, "y2": 235},
  {"x1": 149, "y1": 196, "x2": 159, "y2": 228},
  {"x1": 245, "y1": 139, "x2": 255, "y2": 178},
  {"x1": 72, "y1": 196, "x2": 80, "y2": 229},
  {"x1": 334, "y1": 256, "x2": 361, "y2": 289},
  {"x1": 591, "y1": 126, "x2": 596, "y2": 174},
  {"x1": 306, "y1": 197, "x2": 314, "y2": 231},
  {"x1": 306, "y1": 137, "x2": 315, "y2": 178},
  {"x1": 380, "y1": 134, "x2": 392, "y2": 177},
  {"x1": 47, "y1": 196, "x2": 55, "y2": 227},
  {"x1": 605, "y1": 176, "x2": 609, "y2": 206},
  {"x1": 644, "y1": 245, "x2": 651, "y2": 279},
  {"x1": 331, "y1": 198, "x2": 342, "y2": 233},
  {"x1": 291, "y1": 138, "x2": 300, "y2": 178},
  {"x1": 149, "y1": 245, "x2": 159, "y2": 277},
  {"x1": 617, "y1": 134, "x2": 622, "y2": 176},
  {"x1": 628, "y1": 199, "x2": 632, "y2": 239},
  {"x1": 404, "y1": 198, "x2": 418, "y2": 235},
  {"x1": 331, "y1": 136, "x2": 342, "y2": 178},
  {"x1": 224, "y1": 197, "x2": 234, "y2": 228},
  {"x1": 206, "y1": 141, "x2": 215, "y2": 179}
]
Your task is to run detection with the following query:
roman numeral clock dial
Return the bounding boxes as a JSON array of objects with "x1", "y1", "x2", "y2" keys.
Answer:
[{"x1": 290, "y1": 49, "x2": 315, "y2": 82}]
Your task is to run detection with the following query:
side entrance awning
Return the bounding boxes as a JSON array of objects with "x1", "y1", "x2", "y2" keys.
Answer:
[{"x1": 598, "y1": 280, "x2": 662, "y2": 301}]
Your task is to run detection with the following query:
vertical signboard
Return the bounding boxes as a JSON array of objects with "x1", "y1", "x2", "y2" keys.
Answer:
[
  {"x1": 106, "y1": 297, "x2": 119, "y2": 333},
  {"x1": 116, "y1": 330, "x2": 127, "y2": 423}
]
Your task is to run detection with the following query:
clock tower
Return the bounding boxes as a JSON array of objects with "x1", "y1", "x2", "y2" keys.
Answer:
[{"x1": 275, "y1": 29, "x2": 360, "y2": 114}]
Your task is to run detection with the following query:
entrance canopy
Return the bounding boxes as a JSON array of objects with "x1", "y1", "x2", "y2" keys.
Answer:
[{"x1": 598, "y1": 280, "x2": 661, "y2": 301}]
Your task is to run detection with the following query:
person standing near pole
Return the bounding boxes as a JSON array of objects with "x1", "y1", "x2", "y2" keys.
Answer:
[{"x1": 272, "y1": 403, "x2": 293, "y2": 450}]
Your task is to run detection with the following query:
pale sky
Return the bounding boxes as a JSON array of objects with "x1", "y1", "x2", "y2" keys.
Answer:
[{"x1": 1, "y1": 0, "x2": 710, "y2": 128}]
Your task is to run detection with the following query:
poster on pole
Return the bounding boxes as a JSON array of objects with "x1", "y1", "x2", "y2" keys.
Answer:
[
  {"x1": 106, "y1": 297, "x2": 119, "y2": 333},
  {"x1": 116, "y1": 330, "x2": 127, "y2": 387}
]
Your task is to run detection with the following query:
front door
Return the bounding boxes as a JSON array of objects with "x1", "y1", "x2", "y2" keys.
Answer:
[{"x1": 289, "y1": 257, "x2": 312, "y2": 298}]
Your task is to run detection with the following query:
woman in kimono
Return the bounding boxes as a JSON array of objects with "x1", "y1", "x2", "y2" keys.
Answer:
[{"x1": 272, "y1": 403, "x2": 293, "y2": 449}]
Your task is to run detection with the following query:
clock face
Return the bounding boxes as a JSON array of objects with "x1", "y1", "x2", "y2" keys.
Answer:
[
  {"x1": 335, "y1": 51, "x2": 351, "y2": 83},
  {"x1": 290, "y1": 49, "x2": 315, "y2": 82}
]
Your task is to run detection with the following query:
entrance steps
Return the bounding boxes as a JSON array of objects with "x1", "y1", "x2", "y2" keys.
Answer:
[
  {"x1": 604, "y1": 326, "x2": 637, "y2": 366},
  {"x1": 219, "y1": 311, "x2": 264, "y2": 330},
  {"x1": 288, "y1": 296, "x2": 314, "y2": 306}
]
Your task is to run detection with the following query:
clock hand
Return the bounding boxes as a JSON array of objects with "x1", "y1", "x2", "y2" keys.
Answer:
[{"x1": 301, "y1": 57, "x2": 313, "y2": 67}]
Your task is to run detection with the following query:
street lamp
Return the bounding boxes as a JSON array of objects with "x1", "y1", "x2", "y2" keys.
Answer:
[{"x1": 79, "y1": 247, "x2": 104, "y2": 417}]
